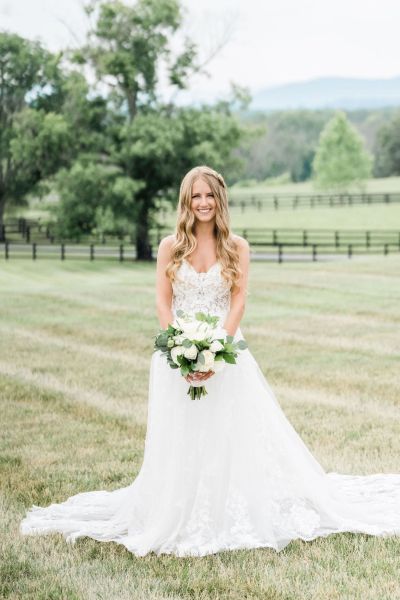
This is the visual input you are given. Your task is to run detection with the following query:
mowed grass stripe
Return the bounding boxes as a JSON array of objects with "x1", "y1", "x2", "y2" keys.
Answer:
[
  {"x1": 0, "y1": 325, "x2": 152, "y2": 368},
  {"x1": 0, "y1": 360, "x2": 149, "y2": 426}
]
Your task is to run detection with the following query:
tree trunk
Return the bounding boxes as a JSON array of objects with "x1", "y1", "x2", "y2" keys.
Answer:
[
  {"x1": 135, "y1": 202, "x2": 153, "y2": 261},
  {"x1": 0, "y1": 194, "x2": 6, "y2": 243}
]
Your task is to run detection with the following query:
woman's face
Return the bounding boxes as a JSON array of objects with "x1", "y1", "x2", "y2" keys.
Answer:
[{"x1": 190, "y1": 177, "x2": 216, "y2": 223}]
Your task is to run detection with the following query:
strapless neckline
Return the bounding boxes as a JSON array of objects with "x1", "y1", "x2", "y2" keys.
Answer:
[{"x1": 182, "y1": 258, "x2": 220, "y2": 276}]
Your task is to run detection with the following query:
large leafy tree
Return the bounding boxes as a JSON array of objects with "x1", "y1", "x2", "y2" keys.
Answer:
[
  {"x1": 312, "y1": 111, "x2": 372, "y2": 192},
  {"x1": 0, "y1": 32, "x2": 71, "y2": 240},
  {"x1": 57, "y1": 0, "x2": 244, "y2": 259}
]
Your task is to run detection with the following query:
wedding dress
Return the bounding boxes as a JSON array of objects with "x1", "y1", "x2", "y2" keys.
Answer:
[{"x1": 20, "y1": 259, "x2": 400, "y2": 557}]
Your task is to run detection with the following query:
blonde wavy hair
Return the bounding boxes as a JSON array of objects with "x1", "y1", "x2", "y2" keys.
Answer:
[{"x1": 165, "y1": 165, "x2": 242, "y2": 293}]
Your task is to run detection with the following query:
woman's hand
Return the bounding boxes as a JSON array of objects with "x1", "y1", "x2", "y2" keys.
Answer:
[{"x1": 185, "y1": 370, "x2": 214, "y2": 384}]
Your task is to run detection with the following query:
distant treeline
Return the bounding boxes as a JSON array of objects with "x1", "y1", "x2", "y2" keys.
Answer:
[{"x1": 234, "y1": 107, "x2": 400, "y2": 183}]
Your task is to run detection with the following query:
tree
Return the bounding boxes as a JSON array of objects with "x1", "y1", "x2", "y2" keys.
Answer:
[
  {"x1": 56, "y1": 0, "x2": 244, "y2": 259},
  {"x1": 312, "y1": 111, "x2": 372, "y2": 192},
  {"x1": 0, "y1": 33, "x2": 71, "y2": 240},
  {"x1": 373, "y1": 110, "x2": 400, "y2": 177},
  {"x1": 55, "y1": 162, "x2": 144, "y2": 241}
]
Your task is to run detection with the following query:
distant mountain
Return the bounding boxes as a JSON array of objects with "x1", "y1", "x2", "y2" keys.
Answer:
[{"x1": 251, "y1": 76, "x2": 400, "y2": 111}]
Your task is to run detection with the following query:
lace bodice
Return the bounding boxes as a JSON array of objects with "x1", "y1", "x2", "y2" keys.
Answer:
[{"x1": 171, "y1": 259, "x2": 231, "y2": 321}]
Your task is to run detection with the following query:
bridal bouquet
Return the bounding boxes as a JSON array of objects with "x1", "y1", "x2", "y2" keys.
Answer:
[{"x1": 154, "y1": 309, "x2": 248, "y2": 400}]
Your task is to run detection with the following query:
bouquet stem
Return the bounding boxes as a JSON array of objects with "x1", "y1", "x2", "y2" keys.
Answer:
[{"x1": 187, "y1": 385, "x2": 208, "y2": 400}]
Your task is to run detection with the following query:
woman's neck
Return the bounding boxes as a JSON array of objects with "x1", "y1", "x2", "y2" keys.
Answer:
[{"x1": 193, "y1": 220, "x2": 216, "y2": 239}]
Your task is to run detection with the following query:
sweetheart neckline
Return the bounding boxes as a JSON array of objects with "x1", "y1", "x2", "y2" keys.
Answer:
[{"x1": 182, "y1": 258, "x2": 220, "y2": 275}]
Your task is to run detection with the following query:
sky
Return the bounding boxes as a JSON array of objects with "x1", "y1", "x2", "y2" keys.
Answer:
[{"x1": 1, "y1": 0, "x2": 400, "y2": 103}]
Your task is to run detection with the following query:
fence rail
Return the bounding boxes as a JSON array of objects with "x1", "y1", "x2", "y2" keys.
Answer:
[
  {"x1": 1, "y1": 243, "x2": 137, "y2": 261},
  {"x1": 2, "y1": 238, "x2": 399, "y2": 263},
  {"x1": 228, "y1": 191, "x2": 400, "y2": 211},
  {"x1": 3, "y1": 224, "x2": 400, "y2": 247},
  {"x1": 238, "y1": 228, "x2": 400, "y2": 248}
]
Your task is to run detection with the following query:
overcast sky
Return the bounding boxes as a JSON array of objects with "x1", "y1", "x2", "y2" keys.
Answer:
[{"x1": 1, "y1": 0, "x2": 400, "y2": 102}]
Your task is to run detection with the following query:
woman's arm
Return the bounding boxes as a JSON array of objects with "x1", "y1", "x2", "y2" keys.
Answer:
[
  {"x1": 223, "y1": 236, "x2": 250, "y2": 337},
  {"x1": 155, "y1": 235, "x2": 174, "y2": 329}
]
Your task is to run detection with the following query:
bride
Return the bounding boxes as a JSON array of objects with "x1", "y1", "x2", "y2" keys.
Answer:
[{"x1": 20, "y1": 165, "x2": 400, "y2": 557}]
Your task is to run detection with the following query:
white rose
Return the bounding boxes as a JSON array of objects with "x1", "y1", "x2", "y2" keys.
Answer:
[
  {"x1": 212, "y1": 358, "x2": 226, "y2": 373},
  {"x1": 170, "y1": 345, "x2": 184, "y2": 365},
  {"x1": 181, "y1": 321, "x2": 213, "y2": 342},
  {"x1": 174, "y1": 334, "x2": 184, "y2": 345},
  {"x1": 183, "y1": 344, "x2": 198, "y2": 360},
  {"x1": 209, "y1": 339, "x2": 224, "y2": 353},
  {"x1": 196, "y1": 349, "x2": 215, "y2": 372}
]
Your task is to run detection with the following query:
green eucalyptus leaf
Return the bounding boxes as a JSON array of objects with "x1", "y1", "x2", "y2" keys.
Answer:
[{"x1": 223, "y1": 353, "x2": 236, "y2": 364}]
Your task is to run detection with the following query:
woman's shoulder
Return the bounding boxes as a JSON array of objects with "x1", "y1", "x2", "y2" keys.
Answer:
[
  {"x1": 157, "y1": 234, "x2": 176, "y2": 262},
  {"x1": 231, "y1": 234, "x2": 250, "y2": 252},
  {"x1": 158, "y1": 234, "x2": 175, "y2": 251}
]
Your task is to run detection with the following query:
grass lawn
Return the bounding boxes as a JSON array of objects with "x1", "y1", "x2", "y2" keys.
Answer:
[{"x1": 1, "y1": 257, "x2": 400, "y2": 599}]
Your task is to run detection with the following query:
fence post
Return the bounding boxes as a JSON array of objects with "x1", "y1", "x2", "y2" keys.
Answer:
[
  {"x1": 272, "y1": 229, "x2": 277, "y2": 245},
  {"x1": 312, "y1": 244, "x2": 317, "y2": 261},
  {"x1": 303, "y1": 230, "x2": 307, "y2": 246},
  {"x1": 366, "y1": 231, "x2": 370, "y2": 248},
  {"x1": 26, "y1": 226, "x2": 30, "y2": 243},
  {"x1": 273, "y1": 196, "x2": 278, "y2": 210},
  {"x1": 119, "y1": 244, "x2": 124, "y2": 262},
  {"x1": 384, "y1": 244, "x2": 389, "y2": 256},
  {"x1": 32, "y1": 242, "x2": 36, "y2": 260},
  {"x1": 5, "y1": 241, "x2": 9, "y2": 259},
  {"x1": 335, "y1": 231, "x2": 339, "y2": 248},
  {"x1": 278, "y1": 244, "x2": 283, "y2": 263},
  {"x1": 61, "y1": 243, "x2": 65, "y2": 260},
  {"x1": 90, "y1": 244, "x2": 94, "y2": 261},
  {"x1": 348, "y1": 244, "x2": 352, "y2": 259}
]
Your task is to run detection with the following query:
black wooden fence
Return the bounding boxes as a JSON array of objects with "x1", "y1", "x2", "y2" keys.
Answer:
[{"x1": 2, "y1": 227, "x2": 399, "y2": 263}]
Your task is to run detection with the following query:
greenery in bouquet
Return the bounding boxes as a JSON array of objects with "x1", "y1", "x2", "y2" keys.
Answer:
[{"x1": 154, "y1": 310, "x2": 248, "y2": 400}]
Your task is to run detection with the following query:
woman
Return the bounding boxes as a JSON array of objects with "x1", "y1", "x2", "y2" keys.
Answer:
[{"x1": 20, "y1": 165, "x2": 400, "y2": 557}]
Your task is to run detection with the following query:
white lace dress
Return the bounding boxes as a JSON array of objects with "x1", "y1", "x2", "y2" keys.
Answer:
[{"x1": 20, "y1": 259, "x2": 400, "y2": 556}]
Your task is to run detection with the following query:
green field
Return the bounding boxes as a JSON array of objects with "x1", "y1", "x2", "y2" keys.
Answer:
[{"x1": 1, "y1": 258, "x2": 400, "y2": 599}]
